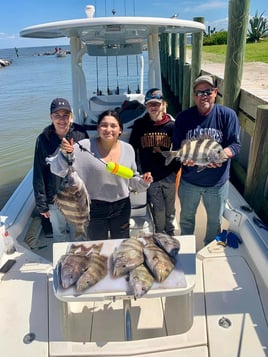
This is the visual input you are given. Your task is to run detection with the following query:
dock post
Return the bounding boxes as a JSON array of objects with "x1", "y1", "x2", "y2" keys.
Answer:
[
  {"x1": 178, "y1": 33, "x2": 186, "y2": 104},
  {"x1": 223, "y1": 0, "x2": 250, "y2": 112},
  {"x1": 190, "y1": 17, "x2": 204, "y2": 106}
]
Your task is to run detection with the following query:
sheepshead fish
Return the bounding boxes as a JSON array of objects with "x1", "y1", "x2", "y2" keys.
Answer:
[
  {"x1": 112, "y1": 236, "x2": 144, "y2": 277},
  {"x1": 153, "y1": 233, "x2": 180, "y2": 261},
  {"x1": 76, "y1": 244, "x2": 108, "y2": 292},
  {"x1": 68, "y1": 243, "x2": 93, "y2": 255},
  {"x1": 54, "y1": 166, "x2": 90, "y2": 239},
  {"x1": 161, "y1": 135, "x2": 228, "y2": 172},
  {"x1": 57, "y1": 252, "x2": 91, "y2": 289},
  {"x1": 128, "y1": 263, "x2": 154, "y2": 299},
  {"x1": 143, "y1": 237, "x2": 174, "y2": 282}
]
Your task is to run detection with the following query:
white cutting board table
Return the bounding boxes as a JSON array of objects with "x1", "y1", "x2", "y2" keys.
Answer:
[
  {"x1": 52, "y1": 235, "x2": 196, "y2": 302},
  {"x1": 53, "y1": 235, "x2": 196, "y2": 341}
]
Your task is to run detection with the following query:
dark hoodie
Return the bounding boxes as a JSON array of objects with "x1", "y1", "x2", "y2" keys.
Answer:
[
  {"x1": 33, "y1": 123, "x2": 88, "y2": 214},
  {"x1": 129, "y1": 113, "x2": 180, "y2": 182}
]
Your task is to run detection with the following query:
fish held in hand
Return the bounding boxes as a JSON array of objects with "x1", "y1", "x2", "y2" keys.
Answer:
[
  {"x1": 112, "y1": 236, "x2": 144, "y2": 277},
  {"x1": 54, "y1": 166, "x2": 90, "y2": 239},
  {"x1": 161, "y1": 135, "x2": 228, "y2": 172},
  {"x1": 153, "y1": 233, "x2": 180, "y2": 261},
  {"x1": 76, "y1": 244, "x2": 108, "y2": 292},
  {"x1": 128, "y1": 263, "x2": 154, "y2": 299},
  {"x1": 143, "y1": 237, "x2": 174, "y2": 282}
]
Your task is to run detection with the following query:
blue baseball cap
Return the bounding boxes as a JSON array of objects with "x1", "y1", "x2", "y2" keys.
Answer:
[
  {"x1": 144, "y1": 88, "x2": 163, "y2": 104},
  {"x1": 50, "y1": 98, "x2": 72, "y2": 114}
]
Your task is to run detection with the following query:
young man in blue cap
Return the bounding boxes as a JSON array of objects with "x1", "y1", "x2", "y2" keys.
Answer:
[{"x1": 130, "y1": 88, "x2": 180, "y2": 235}]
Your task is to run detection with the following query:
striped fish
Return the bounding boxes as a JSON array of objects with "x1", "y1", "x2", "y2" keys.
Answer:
[
  {"x1": 76, "y1": 243, "x2": 108, "y2": 292},
  {"x1": 143, "y1": 236, "x2": 174, "y2": 282},
  {"x1": 161, "y1": 135, "x2": 228, "y2": 172},
  {"x1": 112, "y1": 236, "x2": 144, "y2": 277},
  {"x1": 54, "y1": 166, "x2": 90, "y2": 239},
  {"x1": 128, "y1": 263, "x2": 154, "y2": 299}
]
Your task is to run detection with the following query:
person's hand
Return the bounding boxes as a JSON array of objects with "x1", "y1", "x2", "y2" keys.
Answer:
[
  {"x1": 40, "y1": 211, "x2": 50, "y2": 218},
  {"x1": 206, "y1": 162, "x2": 223, "y2": 168},
  {"x1": 61, "y1": 137, "x2": 74, "y2": 154},
  {"x1": 143, "y1": 172, "x2": 153, "y2": 183},
  {"x1": 182, "y1": 159, "x2": 195, "y2": 167}
]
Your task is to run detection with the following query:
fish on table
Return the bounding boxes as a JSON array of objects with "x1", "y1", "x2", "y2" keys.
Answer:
[
  {"x1": 152, "y1": 233, "x2": 180, "y2": 262},
  {"x1": 57, "y1": 251, "x2": 91, "y2": 289},
  {"x1": 127, "y1": 263, "x2": 154, "y2": 299},
  {"x1": 112, "y1": 236, "x2": 144, "y2": 278},
  {"x1": 54, "y1": 166, "x2": 90, "y2": 239},
  {"x1": 143, "y1": 236, "x2": 174, "y2": 282},
  {"x1": 161, "y1": 135, "x2": 228, "y2": 172},
  {"x1": 76, "y1": 243, "x2": 108, "y2": 292}
]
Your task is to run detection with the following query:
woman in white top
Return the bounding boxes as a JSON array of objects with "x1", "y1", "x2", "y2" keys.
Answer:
[{"x1": 50, "y1": 110, "x2": 153, "y2": 240}]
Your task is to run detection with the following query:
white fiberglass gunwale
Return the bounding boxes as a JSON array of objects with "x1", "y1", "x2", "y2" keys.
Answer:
[{"x1": 20, "y1": 17, "x2": 206, "y2": 39}]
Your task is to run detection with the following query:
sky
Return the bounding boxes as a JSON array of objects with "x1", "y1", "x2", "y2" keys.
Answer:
[{"x1": 0, "y1": 0, "x2": 267, "y2": 49}]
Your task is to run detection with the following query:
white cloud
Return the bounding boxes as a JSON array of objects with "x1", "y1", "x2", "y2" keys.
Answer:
[{"x1": 210, "y1": 17, "x2": 228, "y2": 30}]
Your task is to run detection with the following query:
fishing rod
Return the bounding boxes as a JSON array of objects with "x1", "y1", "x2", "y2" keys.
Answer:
[
  {"x1": 115, "y1": 56, "x2": 120, "y2": 94},
  {"x1": 68, "y1": 139, "x2": 135, "y2": 179},
  {"x1": 126, "y1": 56, "x2": 131, "y2": 94},
  {"x1": 96, "y1": 57, "x2": 101, "y2": 96}
]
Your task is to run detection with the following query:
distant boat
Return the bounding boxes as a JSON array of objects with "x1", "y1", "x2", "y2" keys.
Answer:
[
  {"x1": 55, "y1": 49, "x2": 67, "y2": 57},
  {"x1": 54, "y1": 47, "x2": 67, "y2": 57},
  {"x1": 0, "y1": 58, "x2": 12, "y2": 67}
]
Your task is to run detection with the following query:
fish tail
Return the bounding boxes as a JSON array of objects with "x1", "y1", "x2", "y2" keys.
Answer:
[
  {"x1": 161, "y1": 151, "x2": 178, "y2": 166},
  {"x1": 74, "y1": 225, "x2": 88, "y2": 240}
]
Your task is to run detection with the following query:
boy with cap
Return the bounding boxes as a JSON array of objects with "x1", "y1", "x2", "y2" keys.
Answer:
[
  {"x1": 33, "y1": 98, "x2": 88, "y2": 241},
  {"x1": 172, "y1": 75, "x2": 241, "y2": 245},
  {"x1": 129, "y1": 88, "x2": 180, "y2": 235}
]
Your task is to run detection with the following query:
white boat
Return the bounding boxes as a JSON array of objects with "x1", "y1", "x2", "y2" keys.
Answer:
[
  {"x1": 0, "y1": 5, "x2": 267, "y2": 357},
  {"x1": 55, "y1": 50, "x2": 67, "y2": 58}
]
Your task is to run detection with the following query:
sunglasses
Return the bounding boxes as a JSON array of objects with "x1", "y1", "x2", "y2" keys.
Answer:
[
  {"x1": 145, "y1": 93, "x2": 163, "y2": 101},
  {"x1": 194, "y1": 89, "x2": 214, "y2": 97}
]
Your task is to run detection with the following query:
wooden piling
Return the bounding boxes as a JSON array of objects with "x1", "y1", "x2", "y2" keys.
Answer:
[
  {"x1": 223, "y1": 0, "x2": 250, "y2": 111},
  {"x1": 190, "y1": 17, "x2": 204, "y2": 106},
  {"x1": 178, "y1": 33, "x2": 186, "y2": 103}
]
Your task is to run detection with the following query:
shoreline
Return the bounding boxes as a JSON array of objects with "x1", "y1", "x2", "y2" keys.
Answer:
[{"x1": 186, "y1": 50, "x2": 268, "y2": 102}]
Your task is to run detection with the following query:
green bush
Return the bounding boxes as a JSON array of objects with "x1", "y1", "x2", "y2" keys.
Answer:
[{"x1": 203, "y1": 31, "x2": 228, "y2": 46}]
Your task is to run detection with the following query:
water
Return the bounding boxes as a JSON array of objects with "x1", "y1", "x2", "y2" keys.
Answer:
[{"x1": 0, "y1": 45, "x2": 148, "y2": 209}]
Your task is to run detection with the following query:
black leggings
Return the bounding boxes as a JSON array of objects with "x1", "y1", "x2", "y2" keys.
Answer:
[{"x1": 87, "y1": 197, "x2": 131, "y2": 240}]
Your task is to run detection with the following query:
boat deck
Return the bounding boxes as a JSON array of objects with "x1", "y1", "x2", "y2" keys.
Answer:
[
  {"x1": 0, "y1": 177, "x2": 267, "y2": 356},
  {"x1": 1, "y1": 234, "x2": 267, "y2": 356}
]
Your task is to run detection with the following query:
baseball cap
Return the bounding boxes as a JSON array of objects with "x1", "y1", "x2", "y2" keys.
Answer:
[
  {"x1": 144, "y1": 88, "x2": 163, "y2": 104},
  {"x1": 193, "y1": 75, "x2": 215, "y2": 89},
  {"x1": 50, "y1": 98, "x2": 72, "y2": 114}
]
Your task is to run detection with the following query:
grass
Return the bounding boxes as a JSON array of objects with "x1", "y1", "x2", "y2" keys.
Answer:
[{"x1": 201, "y1": 38, "x2": 268, "y2": 63}]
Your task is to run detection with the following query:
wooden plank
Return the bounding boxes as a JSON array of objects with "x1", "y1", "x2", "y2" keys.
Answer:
[
  {"x1": 238, "y1": 110, "x2": 255, "y2": 136},
  {"x1": 244, "y1": 105, "x2": 268, "y2": 220},
  {"x1": 239, "y1": 89, "x2": 266, "y2": 119}
]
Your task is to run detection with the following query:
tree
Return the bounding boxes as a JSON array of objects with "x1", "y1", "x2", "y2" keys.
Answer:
[{"x1": 247, "y1": 11, "x2": 268, "y2": 42}]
